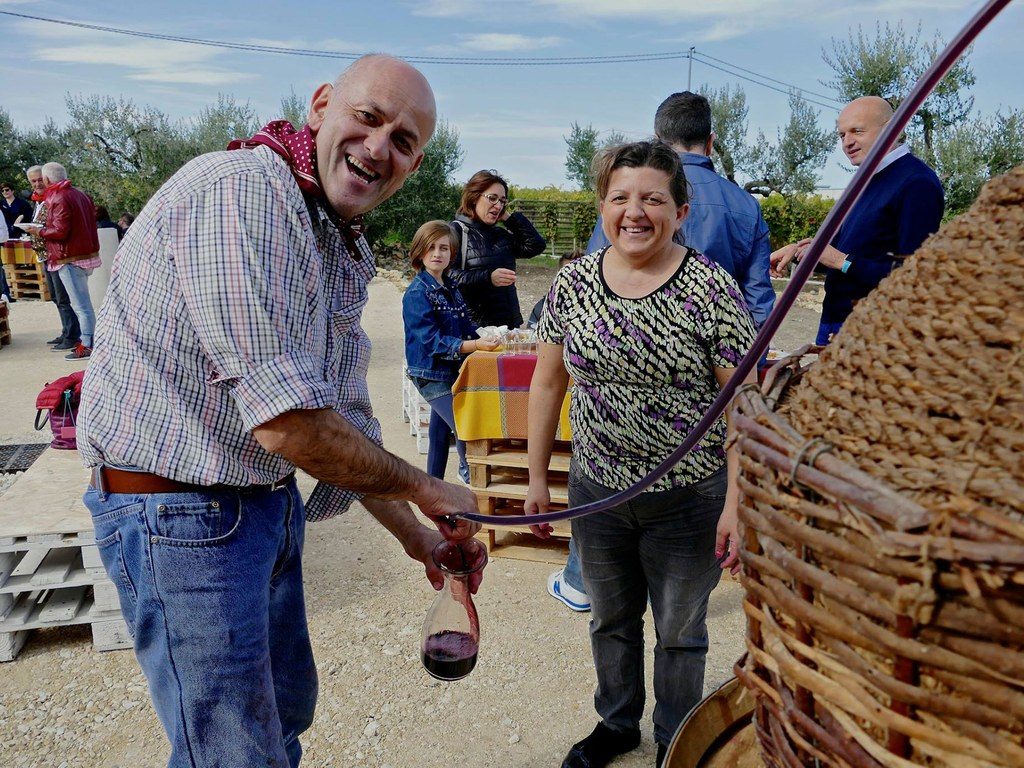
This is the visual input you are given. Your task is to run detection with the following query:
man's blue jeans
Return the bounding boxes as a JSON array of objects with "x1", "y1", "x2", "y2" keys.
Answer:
[
  {"x1": 57, "y1": 264, "x2": 96, "y2": 347},
  {"x1": 569, "y1": 465, "x2": 726, "y2": 747},
  {"x1": 563, "y1": 536, "x2": 586, "y2": 593},
  {"x1": 84, "y1": 479, "x2": 317, "y2": 768}
]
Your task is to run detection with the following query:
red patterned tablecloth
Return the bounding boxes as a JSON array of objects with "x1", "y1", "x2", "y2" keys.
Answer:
[
  {"x1": 452, "y1": 351, "x2": 572, "y2": 441},
  {"x1": 1, "y1": 240, "x2": 38, "y2": 266}
]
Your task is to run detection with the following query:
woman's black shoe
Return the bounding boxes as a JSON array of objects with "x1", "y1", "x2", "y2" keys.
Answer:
[{"x1": 561, "y1": 722, "x2": 641, "y2": 768}]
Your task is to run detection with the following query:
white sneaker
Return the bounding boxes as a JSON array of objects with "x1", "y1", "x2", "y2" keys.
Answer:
[{"x1": 547, "y1": 569, "x2": 591, "y2": 612}]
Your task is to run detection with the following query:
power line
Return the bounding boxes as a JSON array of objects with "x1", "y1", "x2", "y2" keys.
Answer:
[
  {"x1": 2, "y1": 8, "x2": 844, "y2": 109},
  {"x1": 695, "y1": 51, "x2": 843, "y2": 105},
  {"x1": 0, "y1": 11, "x2": 695, "y2": 65},
  {"x1": 692, "y1": 55, "x2": 842, "y2": 112}
]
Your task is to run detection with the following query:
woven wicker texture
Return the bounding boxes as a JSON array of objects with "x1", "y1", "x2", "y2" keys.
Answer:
[{"x1": 735, "y1": 166, "x2": 1024, "y2": 767}]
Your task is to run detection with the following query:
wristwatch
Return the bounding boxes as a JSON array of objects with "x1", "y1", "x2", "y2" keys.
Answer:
[{"x1": 840, "y1": 257, "x2": 853, "y2": 274}]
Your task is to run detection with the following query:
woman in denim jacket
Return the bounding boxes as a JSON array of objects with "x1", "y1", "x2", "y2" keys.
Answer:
[{"x1": 403, "y1": 221, "x2": 499, "y2": 483}]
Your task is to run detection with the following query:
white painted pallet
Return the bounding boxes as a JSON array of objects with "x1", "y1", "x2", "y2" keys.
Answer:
[
  {"x1": 0, "y1": 531, "x2": 96, "y2": 554},
  {"x1": 0, "y1": 448, "x2": 132, "y2": 661},
  {"x1": 400, "y1": 367, "x2": 432, "y2": 455},
  {"x1": 91, "y1": 616, "x2": 132, "y2": 652}
]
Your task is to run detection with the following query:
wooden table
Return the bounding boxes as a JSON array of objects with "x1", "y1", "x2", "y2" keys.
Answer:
[
  {"x1": 2, "y1": 241, "x2": 49, "y2": 301},
  {"x1": 451, "y1": 350, "x2": 570, "y2": 441},
  {"x1": 452, "y1": 351, "x2": 573, "y2": 562}
]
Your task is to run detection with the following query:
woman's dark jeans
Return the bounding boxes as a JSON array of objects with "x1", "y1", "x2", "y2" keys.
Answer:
[
  {"x1": 412, "y1": 377, "x2": 469, "y2": 484},
  {"x1": 570, "y1": 465, "x2": 727, "y2": 747}
]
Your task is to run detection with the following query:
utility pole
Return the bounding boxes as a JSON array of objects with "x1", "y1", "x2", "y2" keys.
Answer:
[{"x1": 687, "y1": 46, "x2": 695, "y2": 90}]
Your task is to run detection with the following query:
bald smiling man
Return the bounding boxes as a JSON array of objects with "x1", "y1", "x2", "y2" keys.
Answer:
[
  {"x1": 77, "y1": 55, "x2": 481, "y2": 767},
  {"x1": 771, "y1": 95, "x2": 944, "y2": 344}
]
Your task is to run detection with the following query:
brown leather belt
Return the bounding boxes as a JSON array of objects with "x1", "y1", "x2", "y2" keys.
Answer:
[{"x1": 91, "y1": 466, "x2": 296, "y2": 495}]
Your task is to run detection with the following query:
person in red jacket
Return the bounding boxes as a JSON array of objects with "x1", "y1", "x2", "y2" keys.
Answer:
[{"x1": 36, "y1": 163, "x2": 101, "y2": 360}]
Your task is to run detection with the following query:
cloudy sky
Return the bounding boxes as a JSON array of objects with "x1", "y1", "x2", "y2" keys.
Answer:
[{"x1": 2, "y1": 0, "x2": 1021, "y2": 190}]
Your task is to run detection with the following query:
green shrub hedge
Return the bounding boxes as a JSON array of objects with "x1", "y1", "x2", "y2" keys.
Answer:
[{"x1": 760, "y1": 194, "x2": 835, "y2": 250}]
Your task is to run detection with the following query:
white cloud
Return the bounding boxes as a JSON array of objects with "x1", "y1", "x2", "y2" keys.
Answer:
[
  {"x1": 415, "y1": 0, "x2": 970, "y2": 25},
  {"x1": 20, "y1": 21, "x2": 254, "y2": 87},
  {"x1": 130, "y1": 69, "x2": 257, "y2": 85},
  {"x1": 457, "y1": 117, "x2": 568, "y2": 141},
  {"x1": 36, "y1": 42, "x2": 219, "y2": 69},
  {"x1": 411, "y1": 0, "x2": 478, "y2": 17},
  {"x1": 534, "y1": 0, "x2": 969, "y2": 21},
  {"x1": 241, "y1": 37, "x2": 364, "y2": 52},
  {"x1": 696, "y1": 19, "x2": 760, "y2": 43},
  {"x1": 457, "y1": 33, "x2": 563, "y2": 52}
]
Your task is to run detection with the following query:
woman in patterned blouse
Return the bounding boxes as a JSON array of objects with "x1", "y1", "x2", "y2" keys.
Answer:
[{"x1": 524, "y1": 141, "x2": 757, "y2": 768}]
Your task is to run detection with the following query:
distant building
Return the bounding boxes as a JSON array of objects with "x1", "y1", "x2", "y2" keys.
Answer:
[{"x1": 814, "y1": 187, "x2": 846, "y2": 201}]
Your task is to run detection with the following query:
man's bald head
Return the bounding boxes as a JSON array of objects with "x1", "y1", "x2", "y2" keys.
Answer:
[
  {"x1": 845, "y1": 96, "x2": 893, "y2": 124},
  {"x1": 307, "y1": 54, "x2": 437, "y2": 219},
  {"x1": 334, "y1": 54, "x2": 437, "y2": 132},
  {"x1": 837, "y1": 96, "x2": 895, "y2": 166}
]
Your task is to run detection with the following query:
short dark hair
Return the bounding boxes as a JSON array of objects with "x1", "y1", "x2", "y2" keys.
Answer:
[
  {"x1": 95, "y1": 205, "x2": 110, "y2": 220},
  {"x1": 559, "y1": 248, "x2": 583, "y2": 267},
  {"x1": 592, "y1": 140, "x2": 689, "y2": 208},
  {"x1": 654, "y1": 91, "x2": 712, "y2": 148},
  {"x1": 458, "y1": 170, "x2": 509, "y2": 220}
]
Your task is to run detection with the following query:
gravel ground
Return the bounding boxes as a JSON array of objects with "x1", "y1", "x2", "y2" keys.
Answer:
[{"x1": 0, "y1": 272, "x2": 822, "y2": 767}]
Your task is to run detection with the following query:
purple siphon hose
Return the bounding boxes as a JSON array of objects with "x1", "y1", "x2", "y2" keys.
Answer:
[{"x1": 456, "y1": 0, "x2": 1014, "y2": 528}]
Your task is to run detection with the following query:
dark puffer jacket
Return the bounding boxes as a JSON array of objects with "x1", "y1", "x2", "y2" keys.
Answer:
[{"x1": 449, "y1": 212, "x2": 546, "y2": 327}]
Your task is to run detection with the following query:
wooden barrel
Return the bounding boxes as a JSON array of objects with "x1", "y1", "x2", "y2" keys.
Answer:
[{"x1": 664, "y1": 677, "x2": 762, "y2": 768}]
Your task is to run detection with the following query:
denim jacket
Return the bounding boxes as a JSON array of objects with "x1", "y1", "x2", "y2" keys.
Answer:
[{"x1": 403, "y1": 270, "x2": 479, "y2": 383}]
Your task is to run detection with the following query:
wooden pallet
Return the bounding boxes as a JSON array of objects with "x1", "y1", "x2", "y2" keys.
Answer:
[
  {"x1": 3, "y1": 262, "x2": 51, "y2": 302},
  {"x1": 466, "y1": 437, "x2": 573, "y2": 563},
  {"x1": 473, "y1": 498, "x2": 572, "y2": 564},
  {"x1": 401, "y1": 370, "x2": 431, "y2": 454},
  {"x1": 0, "y1": 448, "x2": 131, "y2": 661},
  {"x1": 0, "y1": 301, "x2": 9, "y2": 347}
]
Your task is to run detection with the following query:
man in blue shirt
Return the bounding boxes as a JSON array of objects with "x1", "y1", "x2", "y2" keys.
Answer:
[
  {"x1": 772, "y1": 96, "x2": 944, "y2": 344},
  {"x1": 587, "y1": 91, "x2": 775, "y2": 328}
]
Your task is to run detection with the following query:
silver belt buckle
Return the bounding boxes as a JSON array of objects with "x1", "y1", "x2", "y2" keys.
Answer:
[{"x1": 269, "y1": 474, "x2": 290, "y2": 492}]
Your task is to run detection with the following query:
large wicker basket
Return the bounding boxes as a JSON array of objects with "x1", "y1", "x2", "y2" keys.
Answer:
[{"x1": 734, "y1": 166, "x2": 1023, "y2": 767}]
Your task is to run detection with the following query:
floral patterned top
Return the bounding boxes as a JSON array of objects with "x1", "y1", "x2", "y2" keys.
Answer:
[{"x1": 536, "y1": 247, "x2": 756, "y2": 491}]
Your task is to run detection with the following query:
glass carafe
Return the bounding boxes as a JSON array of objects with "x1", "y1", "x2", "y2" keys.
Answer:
[{"x1": 421, "y1": 538, "x2": 487, "y2": 681}]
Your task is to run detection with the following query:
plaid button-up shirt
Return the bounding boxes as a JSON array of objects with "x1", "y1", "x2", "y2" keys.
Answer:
[{"x1": 78, "y1": 146, "x2": 381, "y2": 521}]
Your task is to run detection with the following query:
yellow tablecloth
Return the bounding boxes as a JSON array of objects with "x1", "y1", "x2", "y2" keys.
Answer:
[
  {"x1": 452, "y1": 351, "x2": 572, "y2": 441},
  {"x1": 1, "y1": 240, "x2": 37, "y2": 266}
]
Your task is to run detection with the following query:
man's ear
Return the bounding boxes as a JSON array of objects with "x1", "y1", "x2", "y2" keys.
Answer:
[
  {"x1": 408, "y1": 151, "x2": 425, "y2": 176},
  {"x1": 705, "y1": 134, "x2": 716, "y2": 157},
  {"x1": 307, "y1": 83, "x2": 333, "y2": 132}
]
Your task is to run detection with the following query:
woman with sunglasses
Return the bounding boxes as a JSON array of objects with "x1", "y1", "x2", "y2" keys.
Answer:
[
  {"x1": 1, "y1": 183, "x2": 34, "y2": 238},
  {"x1": 450, "y1": 170, "x2": 546, "y2": 328}
]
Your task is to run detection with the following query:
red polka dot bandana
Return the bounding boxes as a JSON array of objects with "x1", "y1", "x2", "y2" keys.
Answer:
[{"x1": 229, "y1": 120, "x2": 365, "y2": 252}]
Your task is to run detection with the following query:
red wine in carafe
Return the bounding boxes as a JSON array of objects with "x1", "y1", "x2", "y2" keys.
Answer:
[{"x1": 422, "y1": 630, "x2": 478, "y2": 681}]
